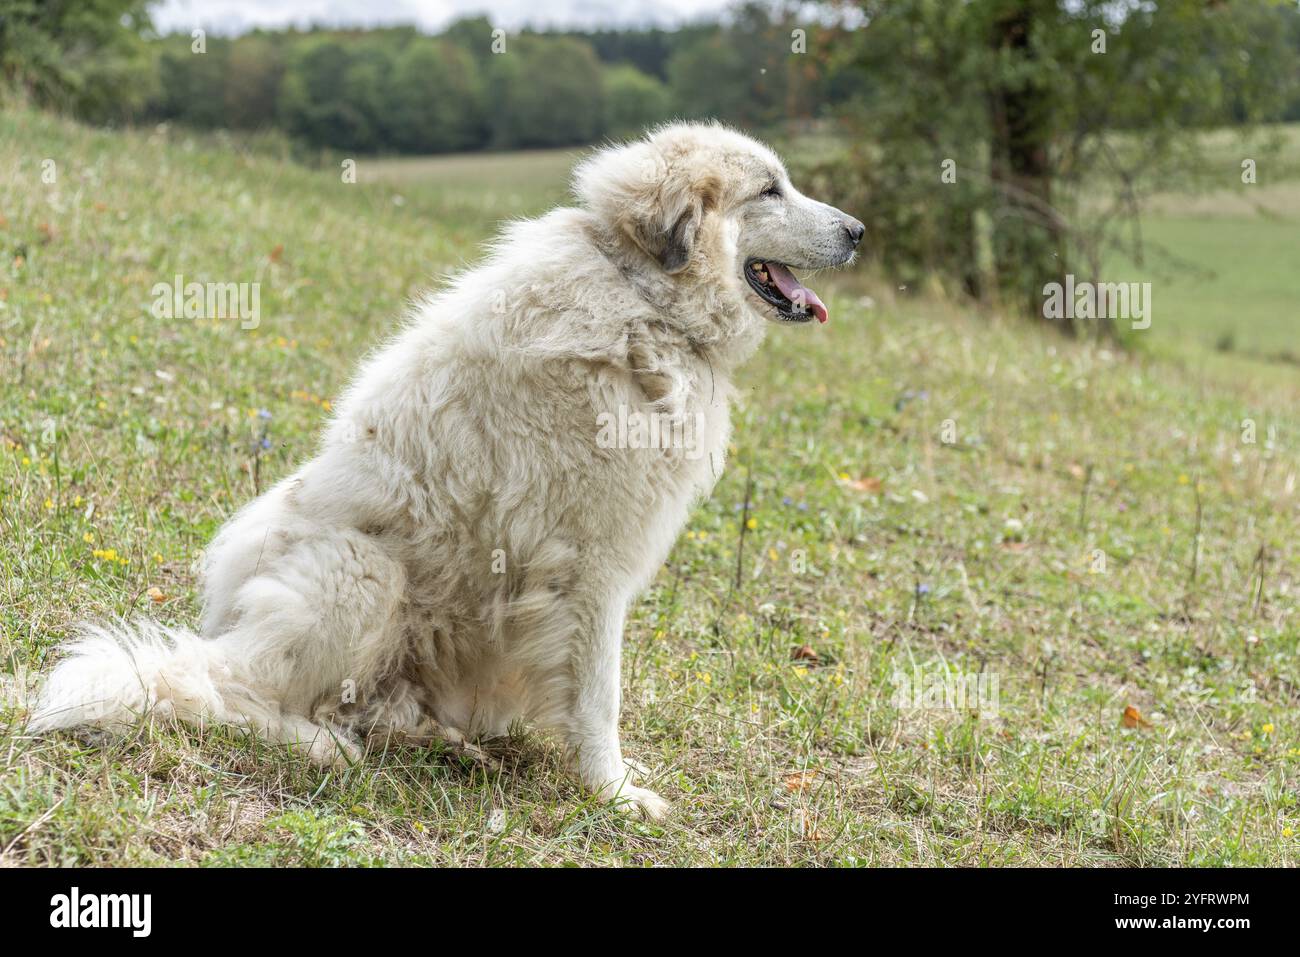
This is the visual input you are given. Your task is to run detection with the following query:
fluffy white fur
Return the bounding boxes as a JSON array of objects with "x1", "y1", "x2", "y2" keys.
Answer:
[{"x1": 31, "y1": 123, "x2": 862, "y2": 819}]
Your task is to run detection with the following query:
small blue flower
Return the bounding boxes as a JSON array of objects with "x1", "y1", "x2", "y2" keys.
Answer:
[
  {"x1": 782, "y1": 496, "x2": 793, "y2": 506},
  {"x1": 916, "y1": 583, "x2": 932, "y2": 596},
  {"x1": 260, "y1": 437, "x2": 272, "y2": 449},
  {"x1": 257, "y1": 409, "x2": 272, "y2": 420}
]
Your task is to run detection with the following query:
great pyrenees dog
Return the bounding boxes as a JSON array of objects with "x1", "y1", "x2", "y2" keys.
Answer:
[{"x1": 31, "y1": 123, "x2": 863, "y2": 819}]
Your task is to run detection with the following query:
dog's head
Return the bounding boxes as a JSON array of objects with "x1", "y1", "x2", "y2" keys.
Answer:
[{"x1": 574, "y1": 122, "x2": 863, "y2": 325}]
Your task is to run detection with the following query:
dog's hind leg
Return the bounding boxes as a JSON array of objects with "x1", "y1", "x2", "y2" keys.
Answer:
[
  {"x1": 194, "y1": 528, "x2": 409, "y2": 765},
  {"x1": 31, "y1": 551, "x2": 390, "y2": 770}
]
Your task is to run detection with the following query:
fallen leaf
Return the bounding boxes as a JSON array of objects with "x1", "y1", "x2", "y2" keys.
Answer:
[
  {"x1": 147, "y1": 586, "x2": 165, "y2": 603},
  {"x1": 269, "y1": 244, "x2": 284, "y2": 263},
  {"x1": 843, "y1": 476, "x2": 882, "y2": 493},
  {"x1": 1000, "y1": 540, "x2": 1030, "y2": 552},
  {"x1": 791, "y1": 644, "x2": 819, "y2": 665},
  {"x1": 1121, "y1": 705, "x2": 1152, "y2": 729},
  {"x1": 784, "y1": 770, "x2": 819, "y2": 792}
]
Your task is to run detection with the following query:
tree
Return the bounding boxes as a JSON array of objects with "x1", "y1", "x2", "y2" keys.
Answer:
[
  {"x1": 278, "y1": 35, "x2": 369, "y2": 150},
  {"x1": 986, "y1": 0, "x2": 1066, "y2": 312},
  {"x1": 484, "y1": 35, "x2": 605, "y2": 148},
  {"x1": 152, "y1": 33, "x2": 229, "y2": 129},
  {"x1": 442, "y1": 16, "x2": 496, "y2": 63},
  {"x1": 224, "y1": 33, "x2": 285, "y2": 131},
  {"x1": 386, "y1": 39, "x2": 487, "y2": 153},
  {"x1": 812, "y1": 0, "x2": 1297, "y2": 329},
  {"x1": 667, "y1": 5, "x2": 799, "y2": 129},
  {"x1": 0, "y1": 0, "x2": 157, "y2": 121},
  {"x1": 603, "y1": 64, "x2": 673, "y2": 139},
  {"x1": 560, "y1": 27, "x2": 682, "y2": 80}
]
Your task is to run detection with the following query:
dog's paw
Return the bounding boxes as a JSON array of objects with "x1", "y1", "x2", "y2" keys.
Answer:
[
  {"x1": 595, "y1": 764, "x2": 670, "y2": 816},
  {"x1": 304, "y1": 727, "x2": 361, "y2": 769},
  {"x1": 600, "y1": 780, "x2": 671, "y2": 821}
]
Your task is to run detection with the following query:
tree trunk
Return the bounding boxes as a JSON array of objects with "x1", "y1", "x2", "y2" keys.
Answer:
[{"x1": 987, "y1": 0, "x2": 1069, "y2": 326}]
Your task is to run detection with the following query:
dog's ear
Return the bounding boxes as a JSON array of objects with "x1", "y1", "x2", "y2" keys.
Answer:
[
  {"x1": 636, "y1": 183, "x2": 706, "y2": 275},
  {"x1": 574, "y1": 139, "x2": 720, "y2": 275}
]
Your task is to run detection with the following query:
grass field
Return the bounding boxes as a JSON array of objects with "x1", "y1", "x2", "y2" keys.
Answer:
[
  {"x1": 1103, "y1": 124, "x2": 1300, "y2": 362},
  {"x1": 1, "y1": 109, "x2": 1298, "y2": 866},
  {"x1": 1109, "y1": 185, "x2": 1300, "y2": 362}
]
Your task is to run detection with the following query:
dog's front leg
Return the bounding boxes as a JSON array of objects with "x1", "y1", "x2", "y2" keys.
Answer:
[{"x1": 564, "y1": 596, "x2": 670, "y2": 821}]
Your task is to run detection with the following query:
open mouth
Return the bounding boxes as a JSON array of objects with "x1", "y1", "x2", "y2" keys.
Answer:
[{"x1": 744, "y1": 260, "x2": 828, "y2": 324}]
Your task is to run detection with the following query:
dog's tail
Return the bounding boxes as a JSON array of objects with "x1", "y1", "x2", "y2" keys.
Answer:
[{"x1": 28, "y1": 620, "x2": 272, "y2": 736}]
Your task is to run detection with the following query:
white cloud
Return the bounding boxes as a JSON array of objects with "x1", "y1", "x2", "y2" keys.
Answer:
[{"x1": 150, "y1": 0, "x2": 734, "y2": 35}]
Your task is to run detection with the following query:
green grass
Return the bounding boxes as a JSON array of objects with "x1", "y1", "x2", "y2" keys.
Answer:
[
  {"x1": 1109, "y1": 193, "x2": 1300, "y2": 361},
  {"x1": 1103, "y1": 124, "x2": 1300, "y2": 362},
  {"x1": 363, "y1": 147, "x2": 578, "y2": 235},
  {"x1": 1, "y1": 109, "x2": 1298, "y2": 866}
]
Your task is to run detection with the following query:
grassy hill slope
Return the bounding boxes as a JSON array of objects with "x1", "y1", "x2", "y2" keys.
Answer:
[{"x1": 1, "y1": 110, "x2": 1297, "y2": 866}]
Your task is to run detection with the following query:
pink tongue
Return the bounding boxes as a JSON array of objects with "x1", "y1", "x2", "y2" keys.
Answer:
[{"x1": 765, "y1": 263, "x2": 828, "y2": 323}]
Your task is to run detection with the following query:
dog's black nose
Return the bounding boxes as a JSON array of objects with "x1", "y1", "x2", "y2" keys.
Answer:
[{"x1": 842, "y1": 217, "x2": 865, "y2": 246}]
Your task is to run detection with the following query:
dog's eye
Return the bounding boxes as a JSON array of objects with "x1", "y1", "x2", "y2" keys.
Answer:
[{"x1": 759, "y1": 185, "x2": 782, "y2": 200}]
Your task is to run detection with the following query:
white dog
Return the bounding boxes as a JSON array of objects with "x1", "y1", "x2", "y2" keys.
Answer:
[{"x1": 31, "y1": 123, "x2": 863, "y2": 819}]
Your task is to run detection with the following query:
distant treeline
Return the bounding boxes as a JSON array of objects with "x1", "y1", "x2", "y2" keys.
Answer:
[
  {"x1": 8, "y1": 1, "x2": 1300, "y2": 159},
  {"x1": 141, "y1": 10, "x2": 853, "y2": 154},
  {"x1": 7, "y1": 0, "x2": 1300, "y2": 323}
]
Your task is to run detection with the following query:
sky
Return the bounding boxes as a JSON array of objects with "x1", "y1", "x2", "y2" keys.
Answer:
[{"x1": 150, "y1": 0, "x2": 738, "y2": 35}]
